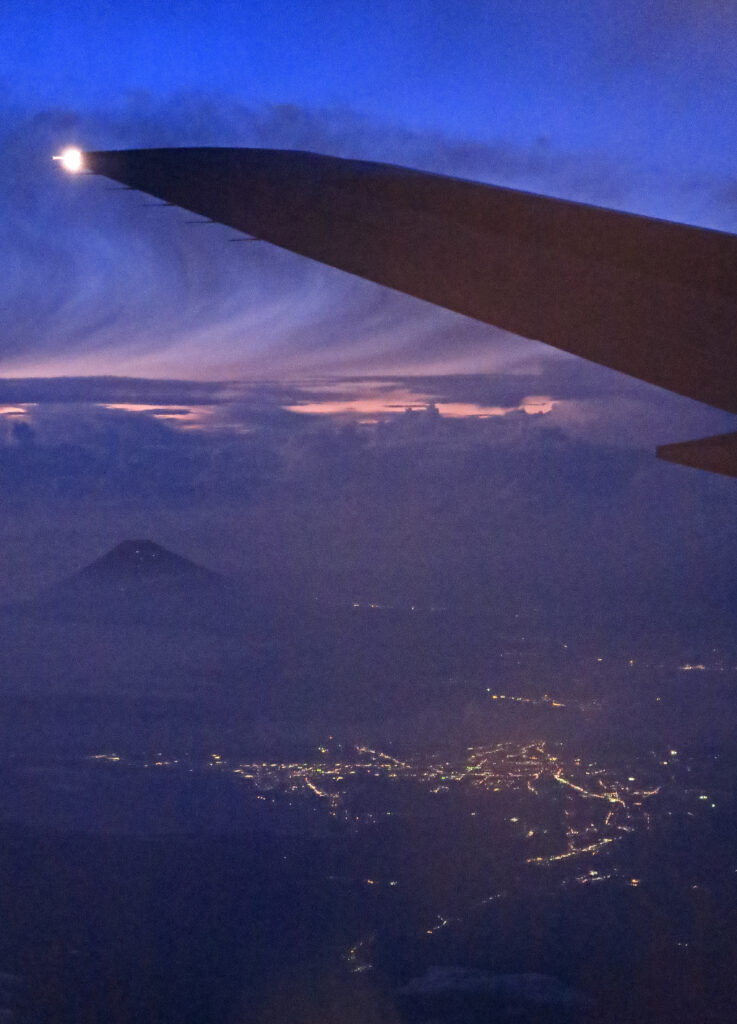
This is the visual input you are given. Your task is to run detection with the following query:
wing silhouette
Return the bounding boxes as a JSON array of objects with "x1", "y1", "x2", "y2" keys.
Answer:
[{"x1": 83, "y1": 147, "x2": 737, "y2": 476}]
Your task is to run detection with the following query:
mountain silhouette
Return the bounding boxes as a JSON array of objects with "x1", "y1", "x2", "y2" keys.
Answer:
[
  {"x1": 74, "y1": 539, "x2": 218, "y2": 587},
  {"x1": 0, "y1": 538, "x2": 281, "y2": 710},
  {"x1": 14, "y1": 537, "x2": 246, "y2": 637}
]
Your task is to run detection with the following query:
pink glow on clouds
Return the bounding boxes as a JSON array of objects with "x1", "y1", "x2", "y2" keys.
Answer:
[
  {"x1": 102, "y1": 403, "x2": 217, "y2": 427},
  {"x1": 286, "y1": 388, "x2": 556, "y2": 419}
]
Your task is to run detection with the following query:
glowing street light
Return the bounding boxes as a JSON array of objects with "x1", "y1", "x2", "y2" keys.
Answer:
[{"x1": 52, "y1": 147, "x2": 85, "y2": 173}]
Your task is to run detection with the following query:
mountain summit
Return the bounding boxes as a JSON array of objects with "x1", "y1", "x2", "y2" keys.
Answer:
[{"x1": 75, "y1": 539, "x2": 218, "y2": 586}]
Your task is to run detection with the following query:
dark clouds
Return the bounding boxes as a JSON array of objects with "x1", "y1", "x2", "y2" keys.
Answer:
[
  {"x1": 0, "y1": 376, "x2": 226, "y2": 405},
  {"x1": 0, "y1": 376, "x2": 734, "y2": 638},
  {"x1": 2, "y1": 367, "x2": 732, "y2": 451}
]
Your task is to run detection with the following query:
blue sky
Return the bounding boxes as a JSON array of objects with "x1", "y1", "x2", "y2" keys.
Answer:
[{"x1": 5, "y1": 0, "x2": 737, "y2": 171}]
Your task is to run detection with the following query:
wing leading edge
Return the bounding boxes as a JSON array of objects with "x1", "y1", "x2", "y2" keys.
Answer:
[{"x1": 82, "y1": 147, "x2": 737, "y2": 476}]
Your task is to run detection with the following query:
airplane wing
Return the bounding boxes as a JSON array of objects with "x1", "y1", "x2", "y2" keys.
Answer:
[{"x1": 81, "y1": 147, "x2": 737, "y2": 476}]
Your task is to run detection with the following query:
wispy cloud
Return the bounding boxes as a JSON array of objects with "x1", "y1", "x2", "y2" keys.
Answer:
[{"x1": 4, "y1": 96, "x2": 737, "y2": 380}]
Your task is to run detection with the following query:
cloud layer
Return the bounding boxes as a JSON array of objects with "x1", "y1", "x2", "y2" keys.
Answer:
[{"x1": 0, "y1": 375, "x2": 734, "y2": 640}]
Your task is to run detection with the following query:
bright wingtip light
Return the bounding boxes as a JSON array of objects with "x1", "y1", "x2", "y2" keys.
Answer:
[{"x1": 52, "y1": 147, "x2": 85, "y2": 173}]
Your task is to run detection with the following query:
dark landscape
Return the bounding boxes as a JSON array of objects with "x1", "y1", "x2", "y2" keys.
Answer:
[{"x1": 1, "y1": 541, "x2": 736, "y2": 1023}]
